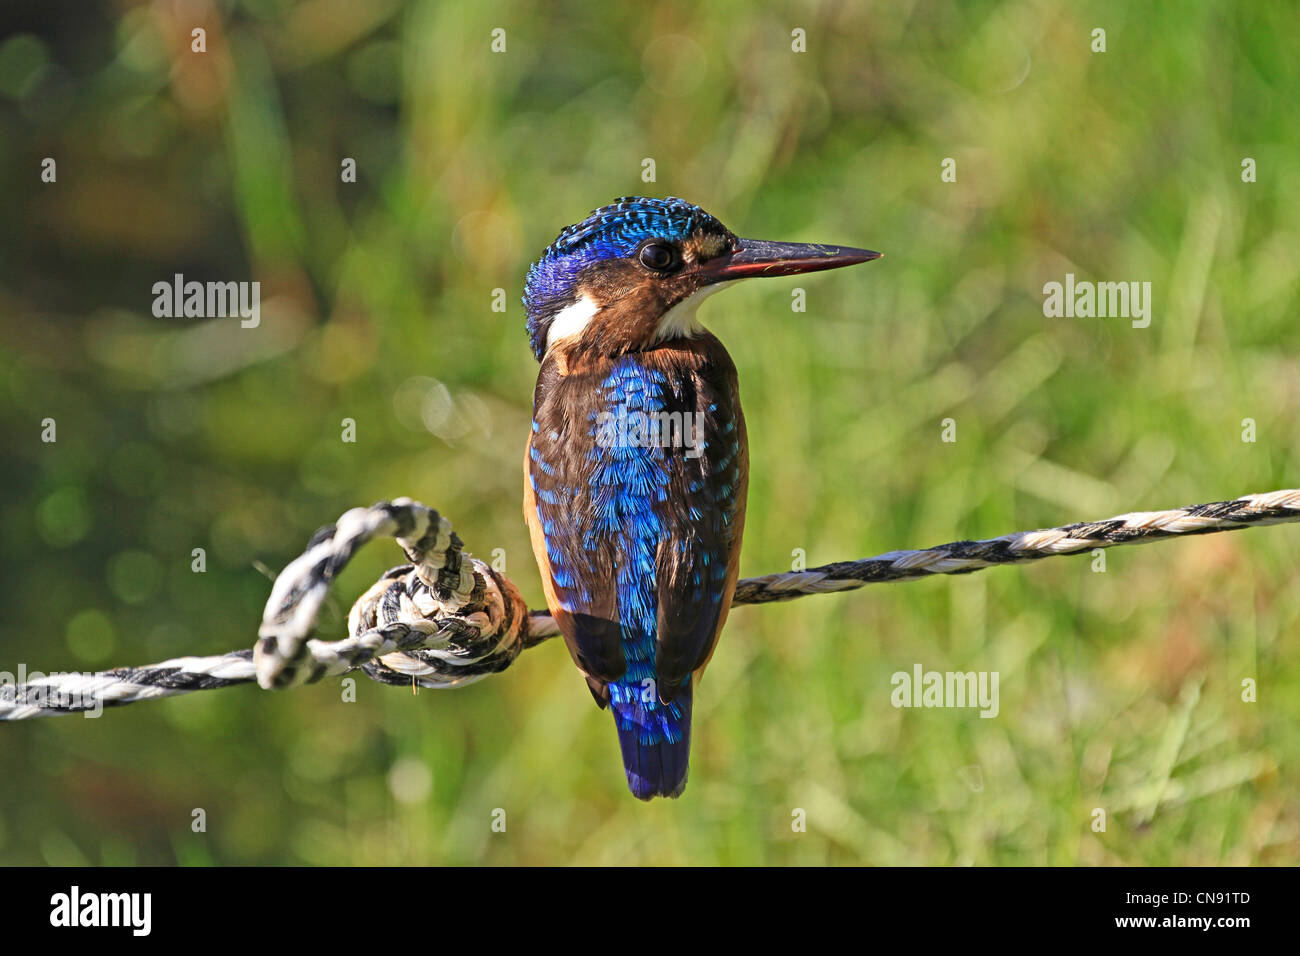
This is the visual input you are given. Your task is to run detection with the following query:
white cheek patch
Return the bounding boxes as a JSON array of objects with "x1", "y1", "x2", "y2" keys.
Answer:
[
  {"x1": 654, "y1": 280, "x2": 736, "y2": 342},
  {"x1": 545, "y1": 295, "x2": 601, "y2": 351}
]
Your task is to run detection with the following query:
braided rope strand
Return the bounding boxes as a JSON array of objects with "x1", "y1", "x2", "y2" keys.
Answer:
[
  {"x1": 2, "y1": 488, "x2": 1295, "y2": 720},
  {"x1": 731, "y1": 488, "x2": 1300, "y2": 603}
]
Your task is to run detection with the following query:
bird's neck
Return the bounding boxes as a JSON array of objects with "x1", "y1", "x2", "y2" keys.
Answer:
[
  {"x1": 542, "y1": 279, "x2": 736, "y2": 373},
  {"x1": 542, "y1": 329, "x2": 734, "y2": 382}
]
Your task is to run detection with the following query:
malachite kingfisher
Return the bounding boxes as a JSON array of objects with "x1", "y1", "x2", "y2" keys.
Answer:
[{"x1": 522, "y1": 197, "x2": 880, "y2": 799}]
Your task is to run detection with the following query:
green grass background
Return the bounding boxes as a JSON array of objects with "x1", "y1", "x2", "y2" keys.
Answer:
[{"x1": 1, "y1": 0, "x2": 1298, "y2": 865}]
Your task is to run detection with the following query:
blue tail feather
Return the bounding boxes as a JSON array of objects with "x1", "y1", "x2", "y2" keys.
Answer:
[{"x1": 610, "y1": 680, "x2": 693, "y2": 800}]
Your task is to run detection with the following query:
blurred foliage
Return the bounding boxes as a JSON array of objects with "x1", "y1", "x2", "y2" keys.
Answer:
[{"x1": 1, "y1": 0, "x2": 1298, "y2": 865}]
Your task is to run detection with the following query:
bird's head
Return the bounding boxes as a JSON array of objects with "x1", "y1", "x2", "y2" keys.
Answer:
[{"x1": 523, "y1": 196, "x2": 880, "y2": 362}]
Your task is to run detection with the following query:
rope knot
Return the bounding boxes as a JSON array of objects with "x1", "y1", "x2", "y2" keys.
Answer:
[{"x1": 254, "y1": 500, "x2": 531, "y2": 692}]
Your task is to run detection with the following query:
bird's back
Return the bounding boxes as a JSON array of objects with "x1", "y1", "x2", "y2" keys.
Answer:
[{"x1": 524, "y1": 332, "x2": 748, "y2": 798}]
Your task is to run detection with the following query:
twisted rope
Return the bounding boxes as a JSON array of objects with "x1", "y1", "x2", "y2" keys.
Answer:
[
  {"x1": 733, "y1": 488, "x2": 1300, "y2": 603},
  {"x1": 2, "y1": 488, "x2": 1296, "y2": 720}
]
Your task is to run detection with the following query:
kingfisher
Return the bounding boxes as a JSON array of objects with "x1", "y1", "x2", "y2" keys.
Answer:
[{"x1": 523, "y1": 197, "x2": 880, "y2": 799}]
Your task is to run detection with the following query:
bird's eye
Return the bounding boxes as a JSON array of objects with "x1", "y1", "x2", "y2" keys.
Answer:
[{"x1": 638, "y1": 242, "x2": 678, "y2": 272}]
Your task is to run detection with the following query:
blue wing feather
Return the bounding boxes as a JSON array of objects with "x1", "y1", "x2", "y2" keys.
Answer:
[{"x1": 526, "y1": 339, "x2": 744, "y2": 798}]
